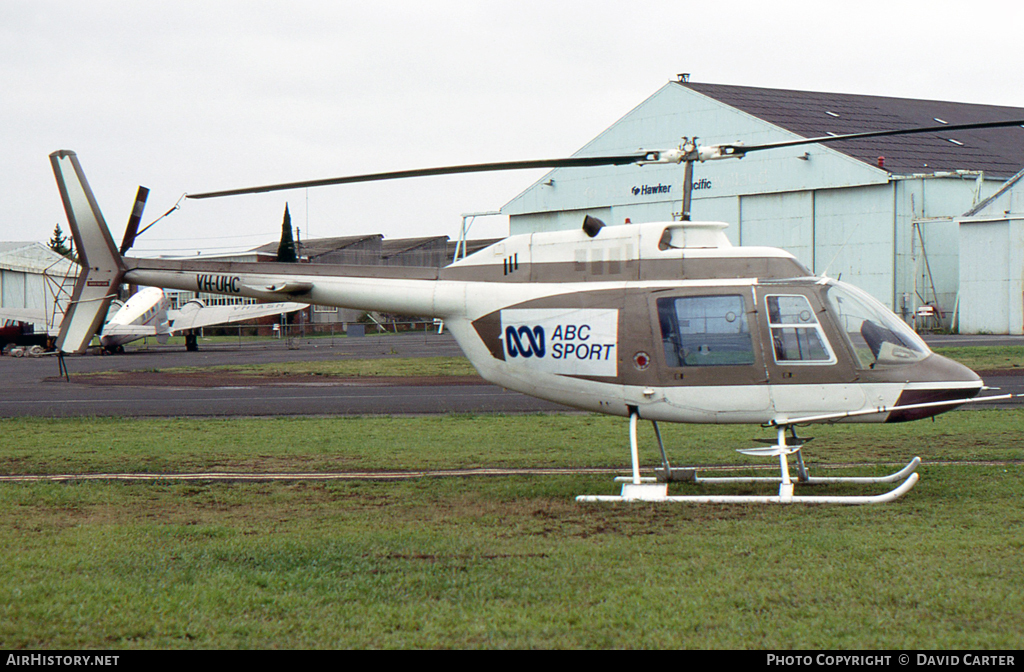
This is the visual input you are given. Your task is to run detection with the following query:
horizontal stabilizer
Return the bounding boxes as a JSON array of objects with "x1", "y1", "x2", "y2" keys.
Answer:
[{"x1": 167, "y1": 302, "x2": 308, "y2": 332}]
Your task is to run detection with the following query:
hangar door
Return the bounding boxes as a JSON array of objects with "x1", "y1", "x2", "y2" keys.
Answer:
[
  {"x1": 959, "y1": 219, "x2": 1019, "y2": 334},
  {"x1": 1, "y1": 270, "x2": 27, "y2": 309},
  {"x1": 739, "y1": 192, "x2": 814, "y2": 271}
]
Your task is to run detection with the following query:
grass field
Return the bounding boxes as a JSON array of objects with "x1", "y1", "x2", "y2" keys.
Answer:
[
  {"x1": 2, "y1": 411, "x2": 1023, "y2": 649},
  {"x1": 932, "y1": 345, "x2": 1024, "y2": 372},
  {"x1": 164, "y1": 355, "x2": 479, "y2": 378}
]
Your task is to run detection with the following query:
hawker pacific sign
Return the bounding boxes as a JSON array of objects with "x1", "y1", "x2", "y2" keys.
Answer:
[
  {"x1": 632, "y1": 183, "x2": 672, "y2": 196},
  {"x1": 630, "y1": 179, "x2": 711, "y2": 197},
  {"x1": 500, "y1": 308, "x2": 618, "y2": 377}
]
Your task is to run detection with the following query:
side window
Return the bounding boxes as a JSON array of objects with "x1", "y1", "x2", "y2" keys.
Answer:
[
  {"x1": 657, "y1": 295, "x2": 754, "y2": 367},
  {"x1": 766, "y1": 294, "x2": 835, "y2": 364}
]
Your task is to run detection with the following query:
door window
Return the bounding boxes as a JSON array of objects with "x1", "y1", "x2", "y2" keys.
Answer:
[
  {"x1": 765, "y1": 294, "x2": 835, "y2": 364},
  {"x1": 657, "y1": 295, "x2": 754, "y2": 367}
]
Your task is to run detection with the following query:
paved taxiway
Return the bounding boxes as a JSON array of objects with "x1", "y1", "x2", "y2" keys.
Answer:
[
  {"x1": 0, "y1": 333, "x2": 569, "y2": 418},
  {"x1": 1, "y1": 333, "x2": 1020, "y2": 418}
]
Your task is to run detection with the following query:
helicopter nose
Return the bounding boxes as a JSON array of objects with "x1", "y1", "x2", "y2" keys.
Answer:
[
  {"x1": 886, "y1": 352, "x2": 983, "y2": 423},
  {"x1": 926, "y1": 351, "x2": 983, "y2": 383}
]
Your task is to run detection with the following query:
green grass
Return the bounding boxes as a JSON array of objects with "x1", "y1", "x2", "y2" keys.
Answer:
[
  {"x1": 207, "y1": 356, "x2": 478, "y2": 378},
  {"x1": 1, "y1": 411, "x2": 1023, "y2": 649},
  {"x1": 78, "y1": 356, "x2": 480, "y2": 379},
  {"x1": 933, "y1": 345, "x2": 1024, "y2": 372}
]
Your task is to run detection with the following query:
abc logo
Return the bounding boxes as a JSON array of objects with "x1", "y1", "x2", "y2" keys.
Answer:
[{"x1": 505, "y1": 325, "x2": 545, "y2": 358}]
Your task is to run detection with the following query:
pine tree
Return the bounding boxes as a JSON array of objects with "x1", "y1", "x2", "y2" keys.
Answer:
[
  {"x1": 48, "y1": 223, "x2": 72, "y2": 259},
  {"x1": 277, "y1": 204, "x2": 297, "y2": 263}
]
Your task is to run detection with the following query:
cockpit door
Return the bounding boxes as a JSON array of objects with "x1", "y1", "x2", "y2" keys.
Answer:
[{"x1": 753, "y1": 285, "x2": 864, "y2": 415}]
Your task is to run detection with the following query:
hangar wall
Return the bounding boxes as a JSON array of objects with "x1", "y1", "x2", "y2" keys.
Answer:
[
  {"x1": 0, "y1": 243, "x2": 75, "y2": 317},
  {"x1": 502, "y1": 81, "x2": 1012, "y2": 327},
  {"x1": 957, "y1": 170, "x2": 1024, "y2": 334},
  {"x1": 959, "y1": 218, "x2": 1024, "y2": 334}
]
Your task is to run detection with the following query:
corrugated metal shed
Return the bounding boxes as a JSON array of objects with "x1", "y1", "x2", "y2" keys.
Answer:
[
  {"x1": 246, "y1": 234, "x2": 497, "y2": 268},
  {"x1": 381, "y1": 236, "x2": 449, "y2": 268},
  {"x1": 253, "y1": 234, "x2": 384, "y2": 265}
]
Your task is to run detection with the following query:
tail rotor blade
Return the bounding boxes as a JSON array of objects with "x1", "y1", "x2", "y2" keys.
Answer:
[{"x1": 119, "y1": 186, "x2": 150, "y2": 255}]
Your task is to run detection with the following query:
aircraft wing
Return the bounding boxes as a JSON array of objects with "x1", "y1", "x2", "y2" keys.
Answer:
[
  {"x1": 167, "y1": 302, "x2": 307, "y2": 332},
  {"x1": 99, "y1": 323, "x2": 160, "y2": 337}
]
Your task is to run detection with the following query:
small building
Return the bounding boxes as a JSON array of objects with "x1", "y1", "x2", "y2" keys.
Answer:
[{"x1": 956, "y1": 168, "x2": 1024, "y2": 334}]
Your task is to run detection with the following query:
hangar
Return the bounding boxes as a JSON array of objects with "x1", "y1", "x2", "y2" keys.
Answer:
[
  {"x1": 502, "y1": 78, "x2": 1024, "y2": 330},
  {"x1": 0, "y1": 242, "x2": 74, "y2": 318}
]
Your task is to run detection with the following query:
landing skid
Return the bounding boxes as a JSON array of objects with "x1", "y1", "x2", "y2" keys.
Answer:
[{"x1": 576, "y1": 412, "x2": 920, "y2": 505}]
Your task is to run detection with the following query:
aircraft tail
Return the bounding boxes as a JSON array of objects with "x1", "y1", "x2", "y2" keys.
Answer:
[{"x1": 50, "y1": 150, "x2": 126, "y2": 353}]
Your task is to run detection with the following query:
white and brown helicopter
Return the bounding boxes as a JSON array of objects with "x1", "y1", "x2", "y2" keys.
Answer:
[{"x1": 50, "y1": 118, "x2": 1022, "y2": 504}]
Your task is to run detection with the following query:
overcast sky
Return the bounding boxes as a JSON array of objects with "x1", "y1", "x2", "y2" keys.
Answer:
[{"x1": 3, "y1": 0, "x2": 1022, "y2": 256}]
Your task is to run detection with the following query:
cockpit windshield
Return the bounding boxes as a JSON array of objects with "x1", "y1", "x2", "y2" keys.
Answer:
[{"x1": 824, "y1": 280, "x2": 930, "y2": 368}]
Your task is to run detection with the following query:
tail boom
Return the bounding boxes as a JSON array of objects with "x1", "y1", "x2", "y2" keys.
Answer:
[{"x1": 122, "y1": 262, "x2": 456, "y2": 318}]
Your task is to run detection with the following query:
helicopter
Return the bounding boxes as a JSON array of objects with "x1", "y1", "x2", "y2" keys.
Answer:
[{"x1": 49, "y1": 117, "x2": 1023, "y2": 504}]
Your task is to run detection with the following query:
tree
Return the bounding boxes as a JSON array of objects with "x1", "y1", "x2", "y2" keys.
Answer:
[
  {"x1": 277, "y1": 204, "x2": 297, "y2": 263},
  {"x1": 48, "y1": 224, "x2": 73, "y2": 259}
]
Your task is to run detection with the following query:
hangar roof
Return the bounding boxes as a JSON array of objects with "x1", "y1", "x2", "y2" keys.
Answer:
[
  {"x1": 681, "y1": 82, "x2": 1024, "y2": 178},
  {"x1": 381, "y1": 236, "x2": 447, "y2": 257},
  {"x1": 249, "y1": 234, "x2": 500, "y2": 267},
  {"x1": 446, "y1": 237, "x2": 502, "y2": 261},
  {"x1": 0, "y1": 241, "x2": 75, "y2": 274},
  {"x1": 0, "y1": 242, "x2": 36, "y2": 254},
  {"x1": 254, "y1": 234, "x2": 382, "y2": 259}
]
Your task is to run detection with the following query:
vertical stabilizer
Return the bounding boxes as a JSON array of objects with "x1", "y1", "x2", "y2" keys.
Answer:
[{"x1": 50, "y1": 150, "x2": 125, "y2": 353}]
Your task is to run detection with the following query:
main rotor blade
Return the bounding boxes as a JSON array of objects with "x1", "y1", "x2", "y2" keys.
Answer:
[
  {"x1": 730, "y1": 118, "x2": 1024, "y2": 155},
  {"x1": 186, "y1": 118, "x2": 1024, "y2": 200},
  {"x1": 187, "y1": 153, "x2": 648, "y2": 200}
]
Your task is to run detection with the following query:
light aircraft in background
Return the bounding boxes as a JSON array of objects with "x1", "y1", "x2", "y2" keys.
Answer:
[
  {"x1": 0, "y1": 284, "x2": 306, "y2": 354},
  {"x1": 48, "y1": 117, "x2": 1022, "y2": 504},
  {"x1": 95, "y1": 285, "x2": 307, "y2": 353}
]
